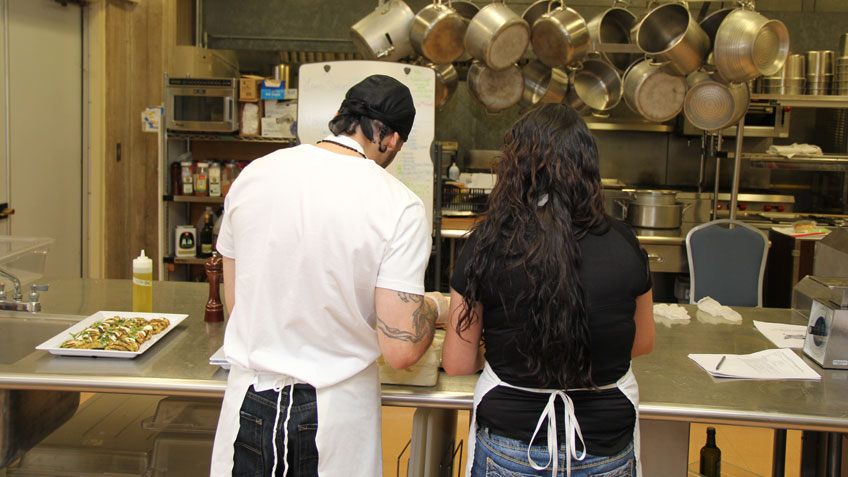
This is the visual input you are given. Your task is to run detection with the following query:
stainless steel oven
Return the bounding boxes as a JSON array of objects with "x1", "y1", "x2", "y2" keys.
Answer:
[{"x1": 165, "y1": 76, "x2": 238, "y2": 133}]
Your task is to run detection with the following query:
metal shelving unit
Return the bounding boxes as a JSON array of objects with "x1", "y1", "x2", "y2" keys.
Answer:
[
  {"x1": 166, "y1": 132, "x2": 296, "y2": 144},
  {"x1": 745, "y1": 153, "x2": 848, "y2": 172},
  {"x1": 163, "y1": 195, "x2": 226, "y2": 204},
  {"x1": 750, "y1": 94, "x2": 848, "y2": 109}
]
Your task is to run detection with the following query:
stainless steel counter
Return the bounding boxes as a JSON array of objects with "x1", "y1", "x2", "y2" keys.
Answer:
[{"x1": 2, "y1": 278, "x2": 848, "y2": 433}]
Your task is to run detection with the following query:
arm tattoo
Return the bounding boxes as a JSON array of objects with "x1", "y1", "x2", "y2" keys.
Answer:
[{"x1": 376, "y1": 292, "x2": 437, "y2": 343}]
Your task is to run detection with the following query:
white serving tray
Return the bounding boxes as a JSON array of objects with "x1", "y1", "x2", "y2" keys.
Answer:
[
  {"x1": 209, "y1": 346, "x2": 230, "y2": 370},
  {"x1": 36, "y1": 311, "x2": 189, "y2": 359}
]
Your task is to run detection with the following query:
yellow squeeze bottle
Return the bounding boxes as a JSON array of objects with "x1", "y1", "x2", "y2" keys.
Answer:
[{"x1": 133, "y1": 249, "x2": 153, "y2": 312}]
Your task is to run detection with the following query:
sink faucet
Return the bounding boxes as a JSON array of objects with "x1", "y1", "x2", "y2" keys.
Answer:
[
  {"x1": 0, "y1": 267, "x2": 22, "y2": 301},
  {"x1": 0, "y1": 267, "x2": 47, "y2": 312}
]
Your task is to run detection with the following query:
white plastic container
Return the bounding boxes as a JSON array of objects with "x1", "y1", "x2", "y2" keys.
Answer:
[{"x1": 0, "y1": 236, "x2": 53, "y2": 287}]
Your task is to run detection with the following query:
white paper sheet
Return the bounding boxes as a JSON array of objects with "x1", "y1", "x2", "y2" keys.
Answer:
[
  {"x1": 688, "y1": 348, "x2": 820, "y2": 380},
  {"x1": 753, "y1": 320, "x2": 807, "y2": 349}
]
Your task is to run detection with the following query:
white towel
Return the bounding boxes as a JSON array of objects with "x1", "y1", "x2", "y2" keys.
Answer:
[
  {"x1": 653, "y1": 303, "x2": 691, "y2": 321},
  {"x1": 765, "y1": 143, "x2": 823, "y2": 159},
  {"x1": 697, "y1": 297, "x2": 743, "y2": 322}
]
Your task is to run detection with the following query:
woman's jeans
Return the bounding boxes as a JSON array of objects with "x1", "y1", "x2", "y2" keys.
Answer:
[
  {"x1": 232, "y1": 384, "x2": 319, "y2": 477},
  {"x1": 472, "y1": 426, "x2": 636, "y2": 477}
]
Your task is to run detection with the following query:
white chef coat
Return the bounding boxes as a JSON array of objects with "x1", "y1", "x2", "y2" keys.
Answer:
[{"x1": 210, "y1": 135, "x2": 432, "y2": 476}]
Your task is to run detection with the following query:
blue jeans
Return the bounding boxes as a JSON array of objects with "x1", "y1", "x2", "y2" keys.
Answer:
[
  {"x1": 232, "y1": 384, "x2": 319, "y2": 477},
  {"x1": 472, "y1": 427, "x2": 635, "y2": 477}
]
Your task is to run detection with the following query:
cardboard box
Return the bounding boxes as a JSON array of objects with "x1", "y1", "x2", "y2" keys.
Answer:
[
  {"x1": 260, "y1": 79, "x2": 298, "y2": 100},
  {"x1": 239, "y1": 102, "x2": 262, "y2": 137},
  {"x1": 260, "y1": 79, "x2": 285, "y2": 100},
  {"x1": 263, "y1": 99, "x2": 296, "y2": 118},
  {"x1": 238, "y1": 75, "x2": 263, "y2": 102},
  {"x1": 261, "y1": 100, "x2": 296, "y2": 139},
  {"x1": 261, "y1": 115, "x2": 296, "y2": 139}
]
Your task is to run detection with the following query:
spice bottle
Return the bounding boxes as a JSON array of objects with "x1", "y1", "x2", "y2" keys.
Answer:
[
  {"x1": 208, "y1": 161, "x2": 222, "y2": 197},
  {"x1": 180, "y1": 161, "x2": 194, "y2": 195},
  {"x1": 194, "y1": 161, "x2": 209, "y2": 196},
  {"x1": 222, "y1": 161, "x2": 237, "y2": 196},
  {"x1": 132, "y1": 249, "x2": 153, "y2": 312}
]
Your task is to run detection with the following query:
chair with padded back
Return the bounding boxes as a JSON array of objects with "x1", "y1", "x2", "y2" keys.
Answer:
[{"x1": 686, "y1": 219, "x2": 769, "y2": 307}]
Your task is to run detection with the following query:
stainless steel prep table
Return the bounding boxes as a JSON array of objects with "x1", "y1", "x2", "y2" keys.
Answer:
[
  {"x1": 1, "y1": 277, "x2": 846, "y2": 427},
  {"x1": 1, "y1": 278, "x2": 847, "y2": 474}
]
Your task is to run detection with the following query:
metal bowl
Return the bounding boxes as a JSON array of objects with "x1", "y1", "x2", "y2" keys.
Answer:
[{"x1": 714, "y1": 9, "x2": 790, "y2": 82}]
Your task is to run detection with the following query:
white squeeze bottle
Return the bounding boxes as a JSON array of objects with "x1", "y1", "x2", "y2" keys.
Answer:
[{"x1": 133, "y1": 250, "x2": 153, "y2": 312}]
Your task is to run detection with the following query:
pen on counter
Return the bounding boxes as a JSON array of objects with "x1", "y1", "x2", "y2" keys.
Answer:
[{"x1": 716, "y1": 355, "x2": 726, "y2": 371}]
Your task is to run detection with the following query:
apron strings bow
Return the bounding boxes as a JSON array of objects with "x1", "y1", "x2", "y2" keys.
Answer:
[{"x1": 526, "y1": 390, "x2": 587, "y2": 477}]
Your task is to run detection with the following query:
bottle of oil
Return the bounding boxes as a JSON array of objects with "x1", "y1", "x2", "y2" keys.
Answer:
[
  {"x1": 699, "y1": 427, "x2": 721, "y2": 477},
  {"x1": 132, "y1": 249, "x2": 153, "y2": 312}
]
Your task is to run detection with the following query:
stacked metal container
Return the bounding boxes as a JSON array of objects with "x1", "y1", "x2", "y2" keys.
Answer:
[
  {"x1": 760, "y1": 53, "x2": 805, "y2": 94},
  {"x1": 806, "y1": 50, "x2": 835, "y2": 95},
  {"x1": 837, "y1": 33, "x2": 848, "y2": 95}
]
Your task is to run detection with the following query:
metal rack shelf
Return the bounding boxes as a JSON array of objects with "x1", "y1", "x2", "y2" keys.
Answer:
[
  {"x1": 163, "y1": 256, "x2": 208, "y2": 265},
  {"x1": 166, "y1": 132, "x2": 295, "y2": 143},
  {"x1": 750, "y1": 94, "x2": 848, "y2": 109},
  {"x1": 163, "y1": 195, "x2": 225, "y2": 204},
  {"x1": 744, "y1": 153, "x2": 848, "y2": 172}
]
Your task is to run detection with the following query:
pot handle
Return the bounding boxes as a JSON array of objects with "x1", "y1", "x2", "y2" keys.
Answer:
[
  {"x1": 645, "y1": 53, "x2": 671, "y2": 69},
  {"x1": 615, "y1": 199, "x2": 630, "y2": 217},
  {"x1": 647, "y1": 0, "x2": 688, "y2": 8}
]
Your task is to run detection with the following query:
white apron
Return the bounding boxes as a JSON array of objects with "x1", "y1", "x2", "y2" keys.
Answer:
[
  {"x1": 465, "y1": 362, "x2": 641, "y2": 477},
  {"x1": 211, "y1": 361, "x2": 382, "y2": 476}
]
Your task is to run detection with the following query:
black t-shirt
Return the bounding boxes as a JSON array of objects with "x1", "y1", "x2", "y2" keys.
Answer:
[{"x1": 450, "y1": 219, "x2": 651, "y2": 456}]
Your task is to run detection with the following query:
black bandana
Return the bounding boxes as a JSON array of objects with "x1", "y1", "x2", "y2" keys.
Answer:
[{"x1": 341, "y1": 75, "x2": 416, "y2": 141}]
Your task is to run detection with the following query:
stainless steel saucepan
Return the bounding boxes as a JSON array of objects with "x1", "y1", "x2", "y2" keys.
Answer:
[
  {"x1": 519, "y1": 60, "x2": 568, "y2": 107},
  {"x1": 425, "y1": 62, "x2": 459, "y2": 108},
  {"x1": 531, "y1": 3, "x2": 590, "y2": 69},
  {"x1": 350, "y1": 0, "x2": 416, "y2": 62},
  {"x1": 587, "y1": 4, "x2": 638, "y2": 72},
  {"x1": 467, "y1": 61, "x2": 524, "y2": 112},
  {"x1": 571, "y1": 58, "x2": 623, "y2": 113},
  {"x1": 410, "y1": 0, "x2": 467, "y2": 64},
  {"x1": 465, "y1": 0, "x2": 530, "y2": 71},
  {"x1": 622, "y1": 59, "x2": 687, "y2": 122},
  {"x1": 634, "y1": 3, "x2": 710, "y2": 76}
]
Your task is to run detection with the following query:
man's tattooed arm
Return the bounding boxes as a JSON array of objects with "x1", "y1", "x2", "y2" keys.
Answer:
[{"x1": 376, "y1": 292, "x2": 438, "y2": 343}]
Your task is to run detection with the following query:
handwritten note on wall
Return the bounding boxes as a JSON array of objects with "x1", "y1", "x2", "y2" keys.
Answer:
[{"x1": 298, "y1": 61, "x2": 435, "y2": 228}]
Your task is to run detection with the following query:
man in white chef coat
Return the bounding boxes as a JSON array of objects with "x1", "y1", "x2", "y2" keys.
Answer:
[{"x1": 210, "y1": 74, "x2": 447, "y2": 476}]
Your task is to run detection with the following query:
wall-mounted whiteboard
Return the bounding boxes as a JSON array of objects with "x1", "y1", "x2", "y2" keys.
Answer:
[{"x1": 298, "y1": 61, "x2": 435, "y2": 227}]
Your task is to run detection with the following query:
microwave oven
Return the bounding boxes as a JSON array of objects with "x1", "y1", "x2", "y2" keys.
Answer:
[{"x1": 165, "y1": 76, "x2": 238, "y2": 132}]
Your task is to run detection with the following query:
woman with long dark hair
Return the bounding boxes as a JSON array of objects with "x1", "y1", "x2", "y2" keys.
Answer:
[{"x1": 443, "y1": 103, "x2": 654, "y2": 476}]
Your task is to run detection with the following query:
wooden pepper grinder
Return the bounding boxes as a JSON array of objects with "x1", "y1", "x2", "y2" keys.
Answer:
[{"x1": 204, "y1": 251, "x2": 224, "y2": 322}]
